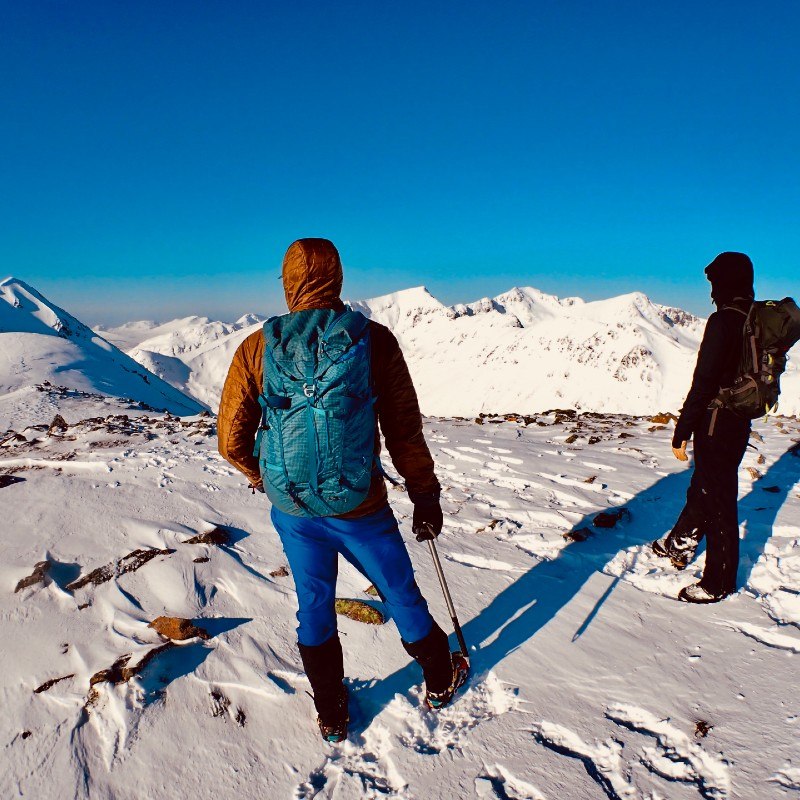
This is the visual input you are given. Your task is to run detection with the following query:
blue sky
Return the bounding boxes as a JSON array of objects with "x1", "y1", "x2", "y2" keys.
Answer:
[{"x1": 2, "y1": 1, "x2": 798, "y2": 324}]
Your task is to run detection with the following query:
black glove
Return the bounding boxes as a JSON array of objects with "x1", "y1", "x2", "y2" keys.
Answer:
[
  {"x1": 249, "y1": 481, "x2": 265, "y2": 494},
  {"x1": 409, "y1": 490, "x2": 443, "y2": 541}
]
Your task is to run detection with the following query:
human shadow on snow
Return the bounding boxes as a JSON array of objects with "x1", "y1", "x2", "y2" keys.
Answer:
[{"x1": 356, "y1": 441, "x2": 799, "y2": 724}]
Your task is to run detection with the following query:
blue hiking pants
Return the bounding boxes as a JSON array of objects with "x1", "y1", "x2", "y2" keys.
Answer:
[{"x1": 271, "y1": 503, "x2": 434, "y2": 647}]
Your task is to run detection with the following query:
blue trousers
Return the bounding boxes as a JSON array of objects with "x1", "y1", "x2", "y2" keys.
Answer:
[{"x1": 271, "y1": 503, "x2": 434, "y2": 647}]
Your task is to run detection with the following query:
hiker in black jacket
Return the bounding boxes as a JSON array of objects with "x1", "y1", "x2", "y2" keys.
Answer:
[{"x1": 652, "y1": 252, "x2": 754, "y2": 603}]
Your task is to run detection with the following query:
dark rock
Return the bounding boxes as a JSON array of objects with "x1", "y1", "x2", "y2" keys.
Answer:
[
  {"x1": 587, "y1": 436, "x2": 601, "y2": 445},
  {"x1": 66, "y1": 548, "x2": 176, "y2": 591},
  {"x1": 90, "y1": 642, "x2": 177, "y2": 687},
  {"x1": 592, "y1": 508, "x2": 631, "y2": 528},
  {"x1": 21, "y1": 731, "x2": 32, "y2": 740},
  {"x1": 235, "y1": 707, "x2": 246, "y2": 727},
  {"x1": 193, "y1": 556, "x2": 210, "y2": 564},
  {"x1": 15, "y1": 560, "x2": 50, "y2": 593},
  {"x1": 269, "y1": 565, "x2": 289, "y2": 577},
  {"x1": 34, "y1": 674, "x2": 74, "y2": 694},
  {"x1": 584, "y1": 475, "x2": 597, "y2": 484},
  {"x1": 564, "y1": 434, "x2": 579, "y2": 444},
  {"x1": 0, "y1": 474, "x2": 25, "y2": 488},
  {"x1": 618, "y1": 432, "x2": 634, "y2": 439},
  {"x1": 48, "y1": 415, "x2": 69, "y2": 433},
  {"x1": 563, "y1": 527, "x2": 593, "y2": 542},
  {"x1": 694, "y1": 720, "x2": 713, "y2": 738},
  {"x1": 184, "y1": 526, "x2": 231, "y2": 546},
  {"x1": 90, "y1": 654, "x2": 132, "y2": 686},
  {"x1": 210, "y1": 689, "x2": 230, "y2": 718}
]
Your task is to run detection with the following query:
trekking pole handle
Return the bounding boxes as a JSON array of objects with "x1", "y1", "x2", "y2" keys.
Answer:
[{"x1": 426, "y1": 537, "x2": 469, "y2": 657}]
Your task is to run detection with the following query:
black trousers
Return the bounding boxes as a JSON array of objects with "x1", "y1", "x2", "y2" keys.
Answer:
[{"x1": 669, "y1": 407, "x2": 750, "y2": 594}]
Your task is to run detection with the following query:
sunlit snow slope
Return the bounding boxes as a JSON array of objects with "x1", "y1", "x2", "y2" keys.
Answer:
[{"x1": 0, "y1": 278, "x2": 204, "y2": 428}]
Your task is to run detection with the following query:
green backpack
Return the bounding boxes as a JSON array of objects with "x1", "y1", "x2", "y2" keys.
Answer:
[
  {"x1": 718, "y1": 298, "x2": 800, "y2": 419},
  {"x1": 253, "y1": 308, "x2": 376, "y2": 517}
]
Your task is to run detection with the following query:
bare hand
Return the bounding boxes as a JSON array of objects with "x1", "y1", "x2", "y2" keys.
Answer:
[{"x1": 672, "y1": 441, "x2": 689, "y2": 462}]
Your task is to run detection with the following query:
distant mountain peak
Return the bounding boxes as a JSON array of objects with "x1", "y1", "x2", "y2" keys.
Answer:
[{"x1": 0, "y1": 278, "x2": 204, "y2": 417}]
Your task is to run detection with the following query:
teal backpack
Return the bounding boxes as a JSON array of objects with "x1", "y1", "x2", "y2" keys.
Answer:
[{"x1": 253, "y1": 308, "x2": 376, "y2": 517}]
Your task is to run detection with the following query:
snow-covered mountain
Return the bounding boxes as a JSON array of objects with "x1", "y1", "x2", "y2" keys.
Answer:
[
  {"x1": 0, "y1": 277, "x2": 205, "y2": 428},
  {"x1": 352, "y1": 286, "x2": 711, "y2": 417},
  {"x1": 121, "y1": 314, "x2": 267, "y2": 410},
  {"x1": 94, "y1": 313, "x2": 266, "y2": 353},
  {"x1": 96, "y1": 285, "x2": 800, "y2": 417}
]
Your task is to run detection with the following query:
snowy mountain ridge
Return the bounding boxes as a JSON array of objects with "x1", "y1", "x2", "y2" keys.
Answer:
[
  {"x1": 99, "y1": 282, "x2": 799, "y2": 417},
  {"x1": 108, "y1": 285, "x2": 705, "y2": 416},
  {"x1": 4, "y1": 278, "x2": 798, "y2": 422},
  {"x1": 0, "y1": 277, "x2": 204, "y2": 428}
]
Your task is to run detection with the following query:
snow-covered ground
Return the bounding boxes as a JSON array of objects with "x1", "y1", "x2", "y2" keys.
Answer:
[{"x1": 3, "y1": 402, "x2": 799, "y2": 799}]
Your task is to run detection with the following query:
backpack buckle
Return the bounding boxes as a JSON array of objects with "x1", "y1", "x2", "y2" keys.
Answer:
[{"x1": 303, "y1": 382, "x2": 315, "y2": 398}]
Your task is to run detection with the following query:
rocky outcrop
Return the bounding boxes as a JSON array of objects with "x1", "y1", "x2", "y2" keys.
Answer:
[
  {"x1": 66, "y1": 548, "x2": 176, "y2": 591},
  {"x1": 148, "y1": 616, "x2": 209, "y2": 641},
  {"x1": 14, "y1": 560, "x2": 50, "y2": 593}
]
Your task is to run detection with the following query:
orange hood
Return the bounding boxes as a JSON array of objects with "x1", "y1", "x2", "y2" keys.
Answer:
[{"x1": 282, "y1": 238, "x2": 345, "y2": 312}]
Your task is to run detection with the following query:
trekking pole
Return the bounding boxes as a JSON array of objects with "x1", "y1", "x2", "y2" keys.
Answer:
[{"x1": 424, "y1": 531, "x2": 469, "y2": 658}]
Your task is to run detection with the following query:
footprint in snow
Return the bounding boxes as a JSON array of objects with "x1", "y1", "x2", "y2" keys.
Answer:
[
  {"x1": 294, "y1": 722, "x2": 407, "y2": 800},
  {"x1": 532, "y1": 702, "x2": 731, "y2": 800},
  {"x1": 391, "y1": 671, "x2": 519, "y2": 756}
]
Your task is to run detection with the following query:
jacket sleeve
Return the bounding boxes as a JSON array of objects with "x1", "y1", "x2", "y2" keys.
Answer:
[
  {"x1": 673, "y1": 312, "x2": 729, "y2": 446},
  {"x1": 217, "y1": 333, "x2": 263, "y2": 486},
  {"x1": 372, "y1": 325, "x2": 440, "y2": 496}
]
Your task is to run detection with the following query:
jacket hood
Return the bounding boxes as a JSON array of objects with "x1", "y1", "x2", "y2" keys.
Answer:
[
  {"x1": 282, "y1": 238, "x2": 345, "y2": 312},
  {"x1": 704, "y1": 252, "x2": 755, "y2": 306}
]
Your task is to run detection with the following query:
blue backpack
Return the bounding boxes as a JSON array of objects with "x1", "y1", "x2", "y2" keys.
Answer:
[{"x1": 253, "y1": 308, "x2": 377, "y2": 516}]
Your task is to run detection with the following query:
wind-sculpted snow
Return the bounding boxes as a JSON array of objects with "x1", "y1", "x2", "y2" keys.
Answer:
[
  {"x1": 0, "y1": 277, "x2": 204, "y2": 426},
  {"x1": 2, "y1": 404, "x2": 798, "y2": 799}
]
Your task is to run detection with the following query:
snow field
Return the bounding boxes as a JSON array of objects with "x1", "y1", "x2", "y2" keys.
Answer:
[{"x1": 2, "y1": 408, "x2": 799, "y2": 798}]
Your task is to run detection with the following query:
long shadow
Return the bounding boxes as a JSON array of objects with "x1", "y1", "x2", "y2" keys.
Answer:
[
  {"x1": 737, "y1": 442, "x2": 800, "y2": 588},
  {"x1": 356, "y1": 442, "x2": 799, "y2": 722}
]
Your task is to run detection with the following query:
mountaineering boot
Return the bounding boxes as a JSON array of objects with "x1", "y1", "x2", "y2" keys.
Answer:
[
  {"x1": 403, "y1": 622, "x2": 469, "y2": 711},
  {"x1": 678, "y1": 583, "x2": 731, "y2": 604},
  {"x1": 425, "y1": 651, "x2": 470, "y2": 710},
  {"x1": 315, "y1": 684, "x2": 349, "y2": 743},
  {"x1": 298, "y1": 635, "x2": 349, "y2": 743},
  {"x1": 651, "y1": 534, "x2": 699, "y2": 570}
]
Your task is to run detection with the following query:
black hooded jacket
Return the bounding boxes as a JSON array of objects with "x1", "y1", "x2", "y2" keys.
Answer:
[{"x1": 672, "y1": 253, "x2": 755, "y2": 446}]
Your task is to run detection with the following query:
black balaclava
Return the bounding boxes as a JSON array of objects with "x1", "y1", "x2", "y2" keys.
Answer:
[{"x1": 704, "y1": 252, "x2": 755, "y2": 306}]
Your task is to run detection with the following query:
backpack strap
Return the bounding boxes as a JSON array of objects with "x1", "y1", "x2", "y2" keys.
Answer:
[
  {"x1": 722, "y1": 305, "x2": 749, "y2": 317},
  {"x1": 373, "y1": 455, "x2": 402, "y2": 487}
]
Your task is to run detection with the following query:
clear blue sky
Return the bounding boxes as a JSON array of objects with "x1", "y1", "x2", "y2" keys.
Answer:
[{"x1": 2, "y1": 1, "x2": 798, "y2": 324}]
